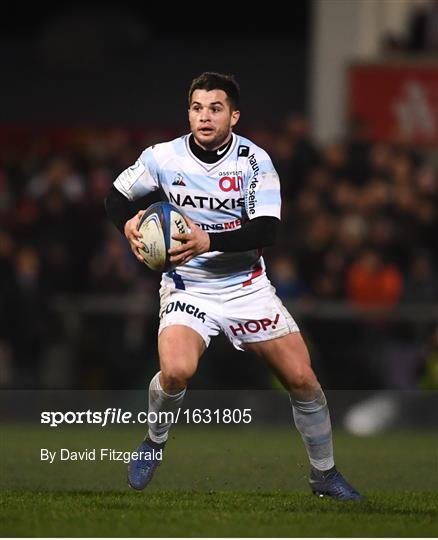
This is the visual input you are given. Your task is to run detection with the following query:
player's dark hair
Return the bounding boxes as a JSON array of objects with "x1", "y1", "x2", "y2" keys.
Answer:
[{"x1": 188, "y1": 72, "x2": 240, "y2": 110}]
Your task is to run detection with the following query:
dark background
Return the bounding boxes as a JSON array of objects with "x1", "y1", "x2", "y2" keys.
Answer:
[{"x1": 1, "y1": 3, "x2": 310, "y2": 125}]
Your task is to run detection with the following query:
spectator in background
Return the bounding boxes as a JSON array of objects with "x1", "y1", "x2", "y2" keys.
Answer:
[
  {"x1": 281, "y1": 113, "x2": 320, "y2": 198},
  {"x1": 312, "y1": 248, "x2": 348, "y2": 300},
  {"x1": 368, "y1": 143, "x2": 393, "y2": 180},
  {"x1": 26, "y1": 156, "x2": 84, "y2": 204},
  {"x1": 346, "y1": 248, "x2": 403, "y2": 307},
  {"x1": 32, "y1": 189, "x2": 83, "y2": 292},
  {"x1": 8, "y1": 246, "x2": 49, "y2": 385},
  {"x1": 407, "y1": 0, "x2": 438, "y2": 53},
  {"x1": 89, "y1": 228, "x2": 138, "y2": 293},
  {"x1": 269, "y1": 254, "x2": 305, "y2": 300},
  {"x1": 297, "y1": 212, "x2": 336, "y2": 294},
  {"x1": 402, "y1": 251, "x2": 438, "y2": 302},
  {"x1": 345, "y1": 117, "x2": 372, "y2": 186},
  {"x1": 322, "y1": 142, "x2": 349, "y2": 181}
]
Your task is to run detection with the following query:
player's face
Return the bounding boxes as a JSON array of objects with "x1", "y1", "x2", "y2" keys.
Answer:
[{"x1": 189, "y1": 89, "x2": 240, "y2": 150}]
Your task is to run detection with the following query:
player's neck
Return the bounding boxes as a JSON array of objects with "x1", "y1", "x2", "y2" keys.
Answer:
[{"x1": 189, "y1": 134, "x2": 233, "y2": 164}]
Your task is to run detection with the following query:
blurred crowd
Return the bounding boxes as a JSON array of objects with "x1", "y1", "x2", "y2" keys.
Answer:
[
  {"x1": 266, "y1": 115, "x2": 438, "y2": 306},
  {"x1": 0, "y1": 120, "x2": 437, "y2": 388}
]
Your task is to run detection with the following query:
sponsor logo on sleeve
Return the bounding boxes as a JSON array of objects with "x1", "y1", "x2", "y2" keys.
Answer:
[
  {"x1": 246, "y1": 153, "x2": 259, "y2": 215},
  {"x1": 117, "y1": 160, "x2": 146, "y2": 190},
  {"x1": 238, "y1": 145, "x2": 249, "y2": 157}
]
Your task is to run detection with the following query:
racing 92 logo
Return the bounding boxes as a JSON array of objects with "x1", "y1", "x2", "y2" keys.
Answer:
[{"x1": 219, "y1": 176, "x2": 243, "y2": 192}]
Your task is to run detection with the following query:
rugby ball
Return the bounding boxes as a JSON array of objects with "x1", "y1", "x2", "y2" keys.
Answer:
[{"x1": 137, "y1": 202, "x2": 189, "y2": 272}]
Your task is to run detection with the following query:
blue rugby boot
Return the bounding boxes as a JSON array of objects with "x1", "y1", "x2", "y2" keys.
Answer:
[
  {"x1": 128, "y1": 438, "x2": 165, "y2": 490},
  {"x1": 309, "y1": 466, "x2": 363, "y2": 500}
]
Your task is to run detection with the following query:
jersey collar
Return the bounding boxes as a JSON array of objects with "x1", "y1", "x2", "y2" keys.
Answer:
[{"x1": 185, "y1": 133, "x2": 237, "y2": 172}]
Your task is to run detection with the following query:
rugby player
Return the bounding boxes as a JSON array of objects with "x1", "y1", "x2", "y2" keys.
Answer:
[{"x1": 105, "y1": 72, "x2": 362, "y2": 500}]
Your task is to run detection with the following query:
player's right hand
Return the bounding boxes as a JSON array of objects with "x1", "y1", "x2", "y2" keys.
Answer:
[{"x1": 124, "y1": 210, "x2": 146, "y2": 263}]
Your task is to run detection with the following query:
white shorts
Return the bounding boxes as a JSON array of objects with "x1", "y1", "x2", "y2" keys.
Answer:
[{"x1": 158, "y1": 273, "x2": 299, "y2": 351}]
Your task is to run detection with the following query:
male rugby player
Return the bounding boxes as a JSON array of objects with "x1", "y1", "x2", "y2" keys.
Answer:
[{"x1": 105, "y1": 72, "x2": 362, "y2": 500}]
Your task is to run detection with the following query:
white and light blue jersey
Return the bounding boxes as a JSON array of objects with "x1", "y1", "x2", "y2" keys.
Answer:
[{"x1": 114, "y1": 133, "x2": 281, "y2": 290}]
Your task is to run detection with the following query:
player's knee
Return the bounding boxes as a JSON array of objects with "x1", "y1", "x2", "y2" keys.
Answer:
[
  {"x1": 289, "y1": 365, "x2": 318, "y2": 393},
  {"x1": 160, "y1": 363, "x2": 196, "y2": 393}
]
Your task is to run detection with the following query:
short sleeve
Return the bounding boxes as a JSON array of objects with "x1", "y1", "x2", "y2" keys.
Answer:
[
  {"x1": 244, "y1": 148, "x2": 281, "y2": 220},
  {"x1": 113, "y1": 147, "x2": 159, "y2": 201}
]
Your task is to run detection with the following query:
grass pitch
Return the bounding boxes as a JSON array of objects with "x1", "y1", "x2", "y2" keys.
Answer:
[{"x1": 1, "y1": 425, "x2": 437, "y2": 536}]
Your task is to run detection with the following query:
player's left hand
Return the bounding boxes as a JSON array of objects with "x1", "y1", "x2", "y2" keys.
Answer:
[{"x1": 169, "y1": 216, "x2": 210, "y2": 265}]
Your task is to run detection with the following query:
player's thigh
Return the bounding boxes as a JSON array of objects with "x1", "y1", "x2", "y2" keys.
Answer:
[
  {"x1": 159, "y1": 279, "x2": 221, "y2": 351},
  {"x1": 158, "y1": 324, "x2": 205, "y2": 382},
  {"x1": 245, "y1": 331, "x2": 319, "y2": 393}
]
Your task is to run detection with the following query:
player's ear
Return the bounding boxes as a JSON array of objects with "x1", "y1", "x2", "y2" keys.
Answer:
[{"x1": 231, "y1": 109, "x2": 240, "y2": 127}]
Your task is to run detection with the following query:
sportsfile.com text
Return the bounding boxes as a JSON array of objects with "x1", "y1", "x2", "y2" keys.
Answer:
[{"x1": 40, "y1": 408, "x2": 253, "y2": 427}]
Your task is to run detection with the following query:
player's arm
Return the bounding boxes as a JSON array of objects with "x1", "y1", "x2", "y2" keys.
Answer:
[
  {"x1": 104, "y1": 186, "x2": 146, "y2": 263},
  {"x1": 208, "y1": 216, "x2": 279, "y2": 251},
  {"x1": 169, "y1": 216, "x2": 279, "y2": 265},
  {"x1": 105, "y1": 151, "x2": 160, "y2": 263},
  {"x1": 104, "y1": 185, "x2": 140, "y2": 234}
]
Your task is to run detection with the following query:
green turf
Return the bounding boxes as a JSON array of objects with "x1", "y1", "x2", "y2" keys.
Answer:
[
  {"x1": 1, "y1": 490, "x2": 437, "y2": 537},
  {"x1": 1, "y1": 425, "x2": 437, "y2": 536}
]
